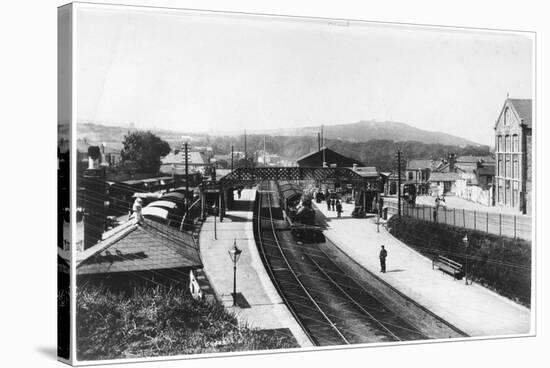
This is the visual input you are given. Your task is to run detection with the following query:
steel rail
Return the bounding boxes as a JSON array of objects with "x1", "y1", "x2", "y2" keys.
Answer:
[
  {"x1": 254, "y1": 186, "x2": 317, "y2": 346},
  {"x1": 263, "y1": 184, "x2": 350, "y2": 344}
]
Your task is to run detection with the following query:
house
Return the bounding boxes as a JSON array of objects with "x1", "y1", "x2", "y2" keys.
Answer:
[
  {"x1": 494, "y1": 98, "x2": 532, "y2": 214},
  {"x1": 160, "y1": 150, "x2": 212, "y2": 175},
  {"x1": 405, "y1": 159, "x2": 435, "y2": 195},
  {"x1": 257, "y1": 152, "x2": 281, "y2": 166},
  {"x1": 296, "y1": 147, "x2": 364, "y2": 168},
  {"x1": 381, "y1": 172, "x2": 407, "y2": 196},
  {"x1": 429, "y1": 172, "x2": 462, "y2": 196}
]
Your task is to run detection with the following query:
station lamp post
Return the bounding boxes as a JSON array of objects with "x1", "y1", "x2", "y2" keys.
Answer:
[
  {"x1": 228, "y1": 239, "x2": 243, "y2": 307},
  {"x1": 212, "y1": 204, "x2": 218, "y2": 240},
  {"x1": 462, "y1": 234, "x2": 470, "y2": 285}
]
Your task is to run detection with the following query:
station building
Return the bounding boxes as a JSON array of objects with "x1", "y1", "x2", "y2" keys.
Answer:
[{"x1": 493, "y1": 98, "x2": 532, "y2": 214}]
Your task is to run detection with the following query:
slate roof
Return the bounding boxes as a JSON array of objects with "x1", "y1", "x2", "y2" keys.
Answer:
[
  {"x1": 296, "y1": 147, "x2": 365, "y2": 167},
  {"x1": 406, "y1": 159, "x2": 433, "y2": 170},
  {"x1": 456, "y1": 156, "x2": 495, "y2": 165},
  {"x1": 429, "y1": 172, "x2": 461, "y2": 182},
  {"x1": 162, "y1": 151, "x2": 209, "y2": 165},
  {"x1": 350, "y1": 166, "x2": 380, "y2": 178},
  {"x1": 77, "y1": 219, "x2": 202, "y2": 275},
  {"x1": 509, "y1": 99, "x2": 532, "y2": 128},
  {"x1": 477, "y1": 166, "x2": 495, "y2": 176}
]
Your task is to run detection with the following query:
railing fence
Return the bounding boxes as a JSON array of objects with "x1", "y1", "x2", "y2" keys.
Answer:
[{"x1": 384, "y1": 200, "x2": 530, "y2": 240}]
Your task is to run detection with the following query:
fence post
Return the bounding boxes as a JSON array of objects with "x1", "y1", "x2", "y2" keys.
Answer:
[
  {"x1": 422, "y1": 205, "x2": 426, "y2": 221},
  {"x1": 453, "y1": 208, "x2": 456, "y2": 227},
  {"x1": 463, "y1": 209, "x2": 466, "y2": 228},
  {"x1": 514, "y1": 216, "x2": 517, "y2": 238},
  {"x1": 474, "y1": 210, "x2": 476, "y2": 231},
  {"x1": 444, "y1": 207, "x2": 447, "y2": 225},
  {"x1": 486, "y1": 212, "x2": 489, "y2": 233},
  {"x1": 499, "y1": 213, "x2": 502, "y2": 236}
]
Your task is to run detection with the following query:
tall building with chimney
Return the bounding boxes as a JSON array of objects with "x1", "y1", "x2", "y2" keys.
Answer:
[{"x1": 494, "y1": 98, "x2": 532, "y2": 214}]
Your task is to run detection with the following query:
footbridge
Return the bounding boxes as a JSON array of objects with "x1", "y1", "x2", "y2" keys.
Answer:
[{"x1": 200, "y1": 166, "x2": 381, "y2": 217}]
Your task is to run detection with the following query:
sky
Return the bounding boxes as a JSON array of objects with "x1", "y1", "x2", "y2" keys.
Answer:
[{"x1": 76, "y1": 4, "x2": 534, "y2": 145}]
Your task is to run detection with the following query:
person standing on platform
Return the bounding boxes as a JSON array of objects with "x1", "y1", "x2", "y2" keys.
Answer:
[
  {"x1": 326, "y1": 197, "x2": 331, "y2": 211},
  {"x1": 379, "y1": 245, "x2": 388, "y2": 273},
  {"x1": 331, "y1": 198, "x2": 336, "y2": 211},
  {"x1": 336, "y1": 200, "x2": 342, "y2": 218}
]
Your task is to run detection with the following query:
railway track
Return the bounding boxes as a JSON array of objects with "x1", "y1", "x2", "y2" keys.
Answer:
[{"x1": 254, "y1": 181, "x2": 428, "y2": 346}]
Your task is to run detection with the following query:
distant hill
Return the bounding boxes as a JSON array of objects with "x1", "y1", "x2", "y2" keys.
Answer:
[
  {"x1": 77, "y1": 120, "x2": 481, "y2": 148},
  {"x1": 243, "y1": 120, "x2": 481, "y2": 147},
  {"x1": 76, "y1": 122, "x2": 491, "y2": 170}
]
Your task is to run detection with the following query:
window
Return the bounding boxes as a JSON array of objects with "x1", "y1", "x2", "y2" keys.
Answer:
[
  {"x1": 498, "y1": 179, "x2": 504, "y2": 204},
  {"x1": 498, "y1": 135, "x2": 503, "y2": 152},
  {"x1": 408, "y1": 172, "x2": 414, "y2": 181},
  {"x1": 513, "y1": 181, "x2": 519, "y2": 208},
  {"x1": 513, "y1": 155, "x2": 519, "y2": 179},
  {"x1": 505, "y1": 155, "x2": 511, "y2": 178},
  {"x1": 505, "y1": 180, "x2": 511, "y2": 205},
  {"x1": 498, "y1": 155, "x2": 503, "y2": 177},
  {"x1": 512, "y1": 134, "x2": 519, "y2": 152},
  {"x1": 505, "y1": 135, "x2": 511, "y2": 152}
]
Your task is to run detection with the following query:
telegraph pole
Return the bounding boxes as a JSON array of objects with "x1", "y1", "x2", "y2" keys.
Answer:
[
  {"x1": 397, "y1": 149, "x2": 402, "y2": 218},
  {"x1": 317, "y1": 132, "x2": 321, "y2": 151},
  {"x1": 263, "y1": 136, "x2": 267, "y2": 167},
  {"x1": 321, "y1": 125, "x2": 326, "y2": 166},
  {"x1": 231, "y1": 145, "x2": 234, "y2": 172},
  {"x1": 244, "y1": 130, "x2": 247, "y2": 168},
  {"x1": 185, "y1": 141, "x2": 189, "y2": 215}
]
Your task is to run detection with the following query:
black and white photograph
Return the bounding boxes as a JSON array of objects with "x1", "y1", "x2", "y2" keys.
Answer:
[{"x1": 53, "y1": 1, "x2": 540, "y2": 366}]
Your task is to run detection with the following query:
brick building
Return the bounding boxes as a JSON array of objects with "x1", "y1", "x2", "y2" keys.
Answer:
[{"x1": 494, "y1": 98, "x2": 532, "y2": 214}]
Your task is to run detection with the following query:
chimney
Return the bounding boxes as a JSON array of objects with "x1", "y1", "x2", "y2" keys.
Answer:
[
  {"x1": 87, "y1": 145, "x2": 101, "y2": 170},
  {"x1": 448, "y1": 153, "x2": 456, "y2": 172},
  {"x1": 100, "y1": 142, "x2": 109, "y2": 167},
  {"x1": 82, "y1": 168, "x2": 106, "y2": 249},
  {"x1": 132, "y1": 197, "x2": 144, "y2": 224}
]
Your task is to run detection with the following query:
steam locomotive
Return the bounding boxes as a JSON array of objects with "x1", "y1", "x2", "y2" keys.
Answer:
[{"x1": 278, "y1": 182, "x2": 325, "y2": 243}]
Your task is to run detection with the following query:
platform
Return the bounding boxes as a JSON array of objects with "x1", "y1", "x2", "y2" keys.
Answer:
[
  {"x1": 313, "y1": 200, "x2": 531, "y2": 338},
  {"x1": 199, "y1": 188, "x2": 313, "y2": 347}
]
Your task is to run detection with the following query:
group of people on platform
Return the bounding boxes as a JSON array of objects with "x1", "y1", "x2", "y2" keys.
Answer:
[{"x1": 326, "y1": 197, "x2": 343, "y2": 218}]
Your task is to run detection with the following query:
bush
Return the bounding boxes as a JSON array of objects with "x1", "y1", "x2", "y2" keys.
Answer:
[
  {"x1": 76, "y1": 284, "x2": 298, "y2": 360},
  {"x1": 388, "y1": 216, "x2": 531, "y2": 307}
]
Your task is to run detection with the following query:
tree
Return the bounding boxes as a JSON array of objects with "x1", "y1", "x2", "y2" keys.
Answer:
[
  {"x1": 120, "y1": 131, "x2": 171, "y2": 174},
  {"x1": 88, "y1": 146, "x2": 101, "y2": 160},
  {"x1": 234, "y1": 156, "x2": 256, "y2": 169}
]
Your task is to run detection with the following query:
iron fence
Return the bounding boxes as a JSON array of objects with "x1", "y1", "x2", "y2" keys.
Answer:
[{"x1": 385, "y1": 199, "x2": 531, "y2": 241}]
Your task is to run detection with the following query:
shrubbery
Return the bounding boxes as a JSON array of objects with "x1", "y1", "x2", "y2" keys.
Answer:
[
  {"x1": 388, "y1": 216, "x2": 531, "y2": 307},
  {"x1": 76, "y1": 285, "x2": 298, "y2": 360}
]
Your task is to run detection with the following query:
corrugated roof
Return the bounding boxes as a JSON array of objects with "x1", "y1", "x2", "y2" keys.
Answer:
[
  {"x1": 509, "y1": 99, "x2": 532, "y2": 128},
  {"x1": 77, "y1": 219, "x2": 201, "y2": 275}
]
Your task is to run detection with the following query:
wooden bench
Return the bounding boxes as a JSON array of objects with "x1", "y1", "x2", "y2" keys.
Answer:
[{"x1": 433, "y1": 255, "x2": 464, "y2": 280}]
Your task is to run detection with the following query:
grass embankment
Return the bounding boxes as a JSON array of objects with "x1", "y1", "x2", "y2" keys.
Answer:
[
  {"x1": 388, "y1": 216, "x2": 531, "y2": 307},
  {"x1": 76, "y1": 285, "x2": 298, "y2": 360}
]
